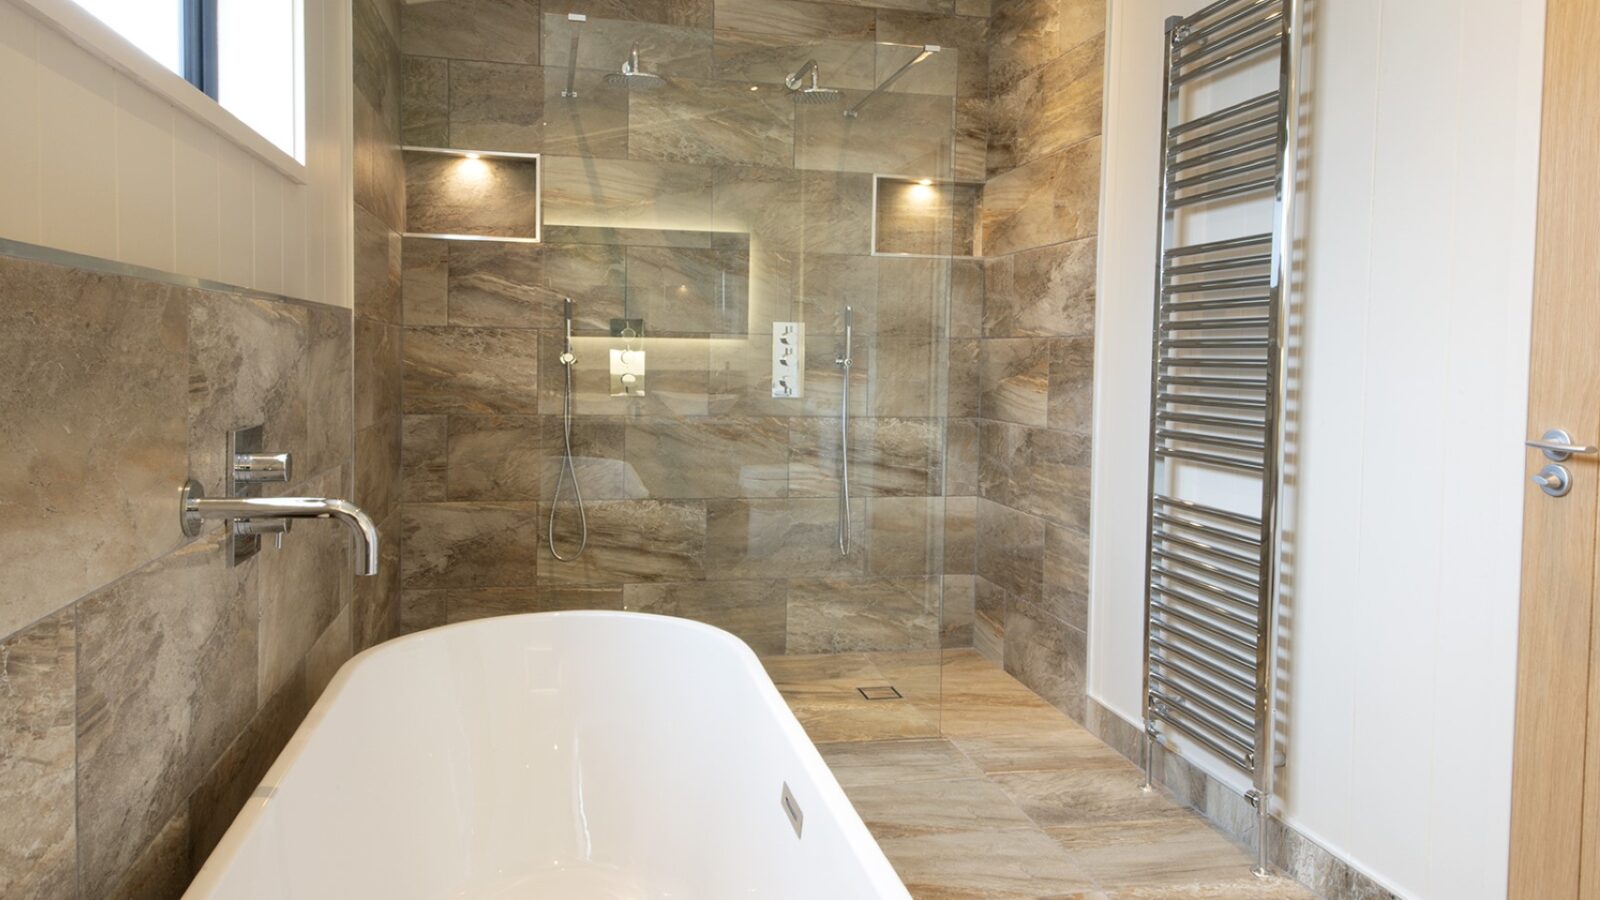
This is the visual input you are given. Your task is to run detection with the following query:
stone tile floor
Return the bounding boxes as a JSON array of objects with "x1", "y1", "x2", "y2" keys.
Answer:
[{"x1": 764, "y1": 649, "x2": 1313, "y2": 900}]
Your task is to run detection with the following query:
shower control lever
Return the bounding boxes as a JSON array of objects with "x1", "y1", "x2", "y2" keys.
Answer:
[{"x1": 772, "y1": 322, "x2": 804, "y2": 398}]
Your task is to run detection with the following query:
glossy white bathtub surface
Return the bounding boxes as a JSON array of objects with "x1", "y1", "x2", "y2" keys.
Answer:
[{"x1": 185, "y1": 611, "x2": 910, "y2": 899}]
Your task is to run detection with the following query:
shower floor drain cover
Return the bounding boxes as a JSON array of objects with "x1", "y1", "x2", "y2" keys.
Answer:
[{"x1": 856, "y1": 685, "x2": 902, "y2": 701}]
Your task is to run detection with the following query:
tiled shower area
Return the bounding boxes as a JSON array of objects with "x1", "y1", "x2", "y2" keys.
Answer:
[{"x1": 377, "y1": 0, "x2": 1105, "y2": 723}]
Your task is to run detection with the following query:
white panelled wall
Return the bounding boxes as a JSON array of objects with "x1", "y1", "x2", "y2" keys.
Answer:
[
  {"x1": 1090, "y1": 1, "x2": 1546, "y2": 898},
  {"x1": 0, "y1": 0, "x2": 352, "y2": 307}
]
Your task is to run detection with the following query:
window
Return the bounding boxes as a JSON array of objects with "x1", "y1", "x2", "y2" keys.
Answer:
[{"x1": 68, "y1": 0, "x2": 303, "y2": 161}]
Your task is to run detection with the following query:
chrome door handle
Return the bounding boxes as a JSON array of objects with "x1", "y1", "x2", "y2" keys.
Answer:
[{"x1": 1526, "y1": 429, "x2": 1598, "y2": 461}]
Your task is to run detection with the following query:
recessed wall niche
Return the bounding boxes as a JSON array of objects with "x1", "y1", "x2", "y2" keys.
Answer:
[
  {"x1": 404, "y1": 147, "x2": 542, "y2": 243},
  {"x1": 872, "y1": 175, "x2": 982, "y2": 258}
]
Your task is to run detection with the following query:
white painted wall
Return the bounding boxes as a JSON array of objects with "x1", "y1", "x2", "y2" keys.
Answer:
[
  {"x1": 1089, "y1": 1, "x2": 1546, "y2": 898},
  {"x1": 0, "y1": 0, "x2": 352, "y2": 307}
]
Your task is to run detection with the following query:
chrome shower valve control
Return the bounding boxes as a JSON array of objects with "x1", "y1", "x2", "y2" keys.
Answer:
[
  {"x1": 233, "y1": 451, "x2": 292, "y2": 483},
  {"x1": 772, "y1": 322, "x2": 804, "y2": 398},
  {"x1": 1532, "y1": 464, "x2": 1572, "y2": 498}
]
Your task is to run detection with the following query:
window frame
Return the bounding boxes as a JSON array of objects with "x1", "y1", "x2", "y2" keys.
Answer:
[
  {"x1": 13, "y1": 0, "x2": 309, "y2": 182},
  {"x1": 182, "y1": 0, "x2": 219, "y2": 100}
]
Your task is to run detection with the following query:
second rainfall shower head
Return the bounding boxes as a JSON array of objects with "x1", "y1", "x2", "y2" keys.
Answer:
[
  {"x1": 784, "y1": 60, "x2": 842, "y2": 104},
  {"x1": 604, "y1": 43, "x2": 665, "y2": 91}
]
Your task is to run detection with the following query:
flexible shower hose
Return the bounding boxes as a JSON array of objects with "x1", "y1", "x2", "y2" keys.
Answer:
[{"x1": 548, "y1": 356, "x2": 588, "y2": 561}]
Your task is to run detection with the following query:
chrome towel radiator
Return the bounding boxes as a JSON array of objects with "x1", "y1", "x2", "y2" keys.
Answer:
[{"x1": 1139, "y1": 0, "x2": 1301, "y2": 878}]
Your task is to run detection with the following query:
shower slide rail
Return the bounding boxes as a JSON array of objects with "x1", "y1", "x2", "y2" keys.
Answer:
[{"x1": 1138, "y1": 0, "x2": 1301, "y2": 879}]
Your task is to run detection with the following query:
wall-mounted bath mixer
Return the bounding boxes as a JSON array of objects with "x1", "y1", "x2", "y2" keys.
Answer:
[
  {"x1": 549, "y1": 298, "x2": 588, "y2": 562},
  {"x1": 177, "y1": 425, "x2": 380, "y2": 576}
]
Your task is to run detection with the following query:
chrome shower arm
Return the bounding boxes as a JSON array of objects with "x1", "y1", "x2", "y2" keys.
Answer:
[{"x1": 785, "y1": 59, "x2": 820, "y2": 91}]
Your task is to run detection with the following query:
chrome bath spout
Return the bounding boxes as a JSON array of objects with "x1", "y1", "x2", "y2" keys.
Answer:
[{"x1": 180, "y1": 480, "x2": 380, "y2": 576}]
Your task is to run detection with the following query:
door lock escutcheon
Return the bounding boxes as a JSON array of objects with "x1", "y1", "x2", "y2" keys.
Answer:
[{"x1": 1533, "y1": 464, "x2": 1572, "y2": 498}]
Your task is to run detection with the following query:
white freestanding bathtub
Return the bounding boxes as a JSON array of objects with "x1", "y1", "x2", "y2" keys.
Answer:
[{"x1": 185, "y1": 611, "x2": 909, "y2": 899}]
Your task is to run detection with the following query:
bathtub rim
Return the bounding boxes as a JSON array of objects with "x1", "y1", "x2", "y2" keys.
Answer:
[{"x1": 185, "y1": 610, "x2": 911, "y2": 898}]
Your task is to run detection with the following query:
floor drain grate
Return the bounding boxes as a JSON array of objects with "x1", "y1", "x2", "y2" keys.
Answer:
[{"x1": 856, "y1": 685, "x2": 903, "y2": 701}]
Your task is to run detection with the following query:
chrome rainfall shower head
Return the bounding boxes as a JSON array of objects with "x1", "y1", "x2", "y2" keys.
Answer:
[
  {"x1": 784, "y1": 60, "x2": 842, "y2": 104},
  {"x1": 604, "y1": 43, "x2": 665, "y2": 91}
]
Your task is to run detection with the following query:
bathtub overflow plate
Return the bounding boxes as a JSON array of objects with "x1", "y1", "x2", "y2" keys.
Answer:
[{"x1": 780, "y1": 782, "x2": 804, "y2": 838}]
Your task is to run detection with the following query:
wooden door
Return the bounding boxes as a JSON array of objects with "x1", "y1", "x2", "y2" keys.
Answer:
[{"x1": 1507, "y1": 1, "x2": 1600, "y2": 897}]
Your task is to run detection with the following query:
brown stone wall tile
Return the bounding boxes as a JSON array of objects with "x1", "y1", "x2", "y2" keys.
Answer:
[
  {"x1": 401, "y1": 0, "x2": 542, "y2": 65},
  {"x1": 401, "y1": 501, "x2": 542, "y2": 587},
  {"x1": 0, "y1": 259, "x2": 188, "y2": 639},
  {"x1": 624, "y1": 580, "x2": 786, "y2": 653},
  {"x1": 75, "y1": 535, "x2": 257, "y2": 896},
  {"x1": 0, "y1": 609, "x2": 76, "y2": 898}
]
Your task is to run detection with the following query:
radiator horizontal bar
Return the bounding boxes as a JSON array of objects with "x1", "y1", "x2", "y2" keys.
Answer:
[
  {"x1": 1157, "y1": 374, "x2": 1269, "y2": 389},
  {"x1": 1153, "y1": 620, "x2": 1256, "y2": 671},
  {"x1": 1153, "y1": 529, "x2": 1263, "y2": 569},
  {"x1": 1168, "y1": 135, "x2": 1279, "y2": 175},
  {"x1": 1152, "y1": 564, "x2": 1261, "y2": 608},
  {"x1": 1168, "y1": 156, "x2": 1277, "y2": 193},
  {"x1": 1157, "y1": 391, "x2": 1268, "y2": 411},
  {"x1": 1150, "y1": 652, "x2": 1258, "y2": 706},
  {"x1": 1150, "y1": 710, "x2": 1253, "y2": 772},
  {"x1": 1157, "y1": 410, "x2": 1266, "y2": 430},
  {"x1": 1150, "y1": 693, "x2": 1256, "y2": 755},
  {"x1": 1167, "y1": 112, "x2": 1279, "y2": 157},
  {"x1": 1162, "y1": 275, "x2": 1271, "y2": 294},
  {"x1": 1172, "y1": 32, "x2": 1283, "y2": 87},
  {"x1": 1153, "y1": 512, "x2": 1262, "y2": 548},
  {"x1": 1181, "y1": 0, "x2": 1280, "y2": 50},
  {"x1": 1164, "y1": 232, "x2": 1273, "y2": 259},
  {"x1": 1153, "y1": 605, "x2": 1257, "y2": 660},
  {"x1": 1151, "y1": 582, "x2": 1259, "y2": 630},
  {"x1": 1158, "y1": 602, "x2": 1254, "y2": 650},
  {"x1": 1155, "y1": 446, "x2": 1267, "y2": 473},
  {"x1": 1154, "y1": 495, "x2": 1263, "y2": 527},
  {"x1": 1161, "y1": 336, "x2": 1270, "y2": 348},
  {"x1": 1170, "y1": 176, "x2": 1279, "y2": 209},
  {"x1": 1157, "y1": 427, "x2": 1267, "y2": 453},
  {"x1": 1175, "y1": 13, "x2": 1284, "y2": 72},
  {"x1": 1152, "y1": 576, "x2": 1260, "y2": 621},
  {"x1": 1164, "y1": 295, "x2": 1271, "y2": 313},
  {"x1": 1167, "y1": 90, "x2": 1278, "y2": 138},
  {"x1": 1153, "y1": 547, "x2": 1261, "y2": 593},
  {"x1": 1149, "y1": 636, "x2": 1255, "y2": 692},
  {"x1": 1160, "y1": 316, "x2": 1270, "y2": 331},
  {"x1": 1149, "y1": 671, "x2": 1255, "y2": 728},
  {"x1": 1165, "y1": 253, "x2": 1272, "y2": 277},
  {"x1": 1159, "y1": 357, "x2": 1269, "y2": 370},
  {"x1": 1178, "y1": 0, "x2": 1268, "y2": 32}
]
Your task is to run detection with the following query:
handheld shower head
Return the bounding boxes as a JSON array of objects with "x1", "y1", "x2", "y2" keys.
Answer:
[
  {"x1": 560, "y1": 298, "x2": 576, "y2": 364},
  {"x1": 604, "y1": 43, "x2": 665, "y2": 90},
  {"x1": 784, "y1": 59, "x2": 842, "y2": 104}
]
